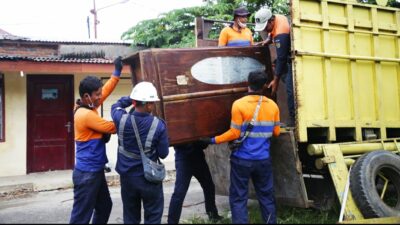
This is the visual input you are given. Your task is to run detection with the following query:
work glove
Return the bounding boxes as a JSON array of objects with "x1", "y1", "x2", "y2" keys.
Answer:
[
  {"x1": 113, "y1": 56, "x2": 123, "y2": 77},
  {"x1": 193, "y1": 140, "x2": 209, "y2": 150},
  {"x1": 198, "y1": 137, "x2": 213, "y2": 146},
  {"x1": 118, "y1": 96, "x2": 133, "y2": 108}
]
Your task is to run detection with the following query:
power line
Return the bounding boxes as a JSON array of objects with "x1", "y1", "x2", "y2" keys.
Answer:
[{"x1": 90, "y1": 0, "x2": 131, "y2": 39}]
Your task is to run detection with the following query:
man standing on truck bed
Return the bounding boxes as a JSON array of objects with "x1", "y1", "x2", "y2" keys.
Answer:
[
  {"x1": 218, "y1": 6, "x2": 254, "y2": 47},
  {"x1": 255, "y1": 7, "x2": 294, "y2": 127},
  {"x1": 70, "y1": 57, "x2": 123, "y2": 224},
  {"x1": 200, "y1": 71, "x2": 281, "y2": 224}
]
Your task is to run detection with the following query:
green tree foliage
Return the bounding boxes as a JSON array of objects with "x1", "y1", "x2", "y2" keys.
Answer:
[
  {"x1": 121, "y1": 0, "x2": 289, "y2": 48},
  {"x1": 122, "y1": 0, "x2": 397, "y2": 48},
  {"x1": 357, "y1": 0, "x2": 399, "y2": 7}
]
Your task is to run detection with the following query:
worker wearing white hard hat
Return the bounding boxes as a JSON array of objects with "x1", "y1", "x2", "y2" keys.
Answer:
[
  {"x1": 111, "y1": 81, "x2": 169, "y2": 224},
  {"x1": 255, "y1": 7, "x2": 295, "y2": 128},
  {"x1": 130, "y1": 81, "x2": 160, "y2": 103}
]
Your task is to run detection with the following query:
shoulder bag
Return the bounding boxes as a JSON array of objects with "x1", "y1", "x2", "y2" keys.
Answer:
[{"x1": 130, "y1": 115, "x2": 166, "y2": 184}]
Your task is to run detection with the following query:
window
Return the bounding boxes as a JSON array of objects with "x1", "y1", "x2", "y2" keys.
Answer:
[{"x1": 0, "y1": 74, "x2": 4, "y2": 141}]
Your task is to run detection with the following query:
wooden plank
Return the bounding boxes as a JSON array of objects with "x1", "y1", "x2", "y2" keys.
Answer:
[
  {"x1": 339, "y1": 217, "x2": 400, "y2": 224},
  {"x1": 270, "y1": 131, "x2": 310, "y2": 207},
  {"x1": 323, "y1": 145, "x2": 364, "y2": 221}
]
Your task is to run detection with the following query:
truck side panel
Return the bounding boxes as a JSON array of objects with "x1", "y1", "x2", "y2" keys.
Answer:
[{"x1": 292, "y1": 0, "x2": 400, "y2": 142}]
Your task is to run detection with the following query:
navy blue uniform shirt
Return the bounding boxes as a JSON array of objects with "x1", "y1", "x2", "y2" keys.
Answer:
[{"x1": 111, "y1": 96, "x2": 169, "y2": 176}]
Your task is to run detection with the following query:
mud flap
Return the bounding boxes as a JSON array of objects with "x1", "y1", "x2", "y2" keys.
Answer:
[
  {"x1": 204, "y1": 143, "x2": 231, "y2": 196},
  {"x1": 205, "y1": 130, "x2": 310, "y2": 208},
  {"x1": 270, "y1": 129, "x2": 310, "y2": 208}
]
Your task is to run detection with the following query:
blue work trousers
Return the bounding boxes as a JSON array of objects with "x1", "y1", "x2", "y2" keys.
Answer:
[
  {"x1": 229, "y1": 157, "x2": 276, "y2": 224},
  {"x1": 120, "y1": 174, "x2": 164, "y2": 224},
  {"x1": 168, "y1": 156, "x2": 219, "y2": 224},
  {"x1": 69, "y1": 169, "x2": 112, "y2": 224}
]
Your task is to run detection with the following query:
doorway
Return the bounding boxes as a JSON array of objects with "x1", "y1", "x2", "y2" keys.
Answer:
[{"x1": 27, "y1": 75, "x2": 74, "y2": 173}]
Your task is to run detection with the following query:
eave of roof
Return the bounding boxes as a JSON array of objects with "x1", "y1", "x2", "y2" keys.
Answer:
[
  {"x1": 0, "y1": 27, "x2": 137, "y2": 45},
  {"x1": 0, "y1": 60, "x2": 115, "y2": 74},
  {"x1": 0, "y1": 55, "x2": 113, "y2": 64},
  {"x1": 0, "y1": 36, "x2": 134, "y2": 46}
]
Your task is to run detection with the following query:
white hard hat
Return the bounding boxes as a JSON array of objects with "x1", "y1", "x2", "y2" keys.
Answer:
[
  {"x1": 254, "y1": 7, "x2": 272, "y2": 32},
  {"x1": 130, "y1": 82, "x2": 160, "y2": 102}
]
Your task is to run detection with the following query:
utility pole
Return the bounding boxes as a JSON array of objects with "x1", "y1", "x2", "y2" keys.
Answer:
[
  {"x1": 89, "y1": 0, "x2": 130, "y2": 39},
  {"x1": 90, "y1": 0, "x2": 99, "y2": 39},
  {"x1": 87, "y1": 16, "x2": 91, "y2": 39}
]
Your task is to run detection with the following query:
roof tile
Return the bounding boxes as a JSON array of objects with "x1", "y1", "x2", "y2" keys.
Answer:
[{"x1": 0, "y1": 55, "x2": 112, "y2": 64}]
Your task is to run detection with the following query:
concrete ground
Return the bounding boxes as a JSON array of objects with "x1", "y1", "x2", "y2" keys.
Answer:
[
  {"x1": 0, "y1": 166, "x2": 231, "y2": 224},
  {"x1": 0, "y1": 147, "x2": 176, "y2": 195},
  {"x1": 0, "y1": 179, "x2": 231, "y2": 224}
]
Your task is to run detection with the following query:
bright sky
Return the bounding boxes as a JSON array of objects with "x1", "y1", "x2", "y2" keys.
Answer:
[{"x1": 0, "y1": 0, "x2": 205, "y2": 41}]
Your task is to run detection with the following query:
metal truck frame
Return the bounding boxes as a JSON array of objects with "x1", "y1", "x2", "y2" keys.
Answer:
[
  {"x1": 196, "y1": 0, "x2": 400, "y2": 223},
  {"x1": 123, "y1": 0, "x2": 399, "y2": 222}
]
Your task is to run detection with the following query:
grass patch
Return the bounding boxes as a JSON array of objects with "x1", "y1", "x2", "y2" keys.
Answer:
[
  {"x1": 276, "y1": 205, "x2": 338, "y2": 224},
  {"x1": 185, "y1": 204, "x2": 339, "y2": 224},
  {"x1": 183, "y1": 215, "x2": 231, "y2": 224}
]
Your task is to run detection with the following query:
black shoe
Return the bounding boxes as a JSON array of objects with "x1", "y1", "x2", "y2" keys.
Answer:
[{"x1": 208, "y1": 213, "x2": 223, "y2": 222}]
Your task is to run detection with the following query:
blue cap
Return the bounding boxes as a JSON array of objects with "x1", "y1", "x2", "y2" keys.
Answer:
[{"x1": 234, "y1": 7, "x2": 250, "y2": 17}]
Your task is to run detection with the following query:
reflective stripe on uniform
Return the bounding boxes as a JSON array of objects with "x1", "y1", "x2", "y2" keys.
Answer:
[
  {"x1": 118, "y1": 146, "x2": 141, "y2": 159},
  {"x1": 230, "y1": 122, "x2": 241, "y2": 130},
  {"x1": 242, "y1": 121, "x2": 276, "y2": 127},
  {"x1": 144, "y1": 117, "x2": 160, "y2": 153},
  {"x1": 247, "y1": 132, "x2": 273, "y2": 138},
  {"x1": 118, "y1": 114, "x2": 159, "y2": 159}
]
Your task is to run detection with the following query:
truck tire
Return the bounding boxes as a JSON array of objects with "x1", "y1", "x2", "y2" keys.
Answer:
[{"x1": 350, "y1": 150, "x2": 400, "y2": 218}]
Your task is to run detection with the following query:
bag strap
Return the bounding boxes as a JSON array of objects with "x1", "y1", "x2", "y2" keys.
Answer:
[
  {"x1": 235, "y1": 96, "x2": 263, "y2": 143},
  {"x1": 251, "y1": 96, "x2": 263, "y2": 125},
  {"x1": 130, "y1": 115, "x2": 145, "y2": 158}
]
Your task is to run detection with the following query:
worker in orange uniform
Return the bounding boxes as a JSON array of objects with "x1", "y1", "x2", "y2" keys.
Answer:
[
  {"x1": 199, "y1": 71, "x2": 280, "y2": 224},
  {"x1": 218, "y1": 6, "x2": 254, "y2": 47},
  {"x1": 69, "y1": 57, "x2": 123, "y2": 224},
  {"x1": 255, "y1": 7, "x2": 294, "y2": 127}
]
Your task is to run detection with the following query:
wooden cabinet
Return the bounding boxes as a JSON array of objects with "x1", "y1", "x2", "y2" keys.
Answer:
[{"x1": 123, "y1": 46, "x2": 273, "y2": 145}]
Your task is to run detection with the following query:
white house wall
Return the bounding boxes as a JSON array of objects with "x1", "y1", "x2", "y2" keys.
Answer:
[
  {"x1": 0, "y1": 72, "x2": 132, "y2": 177},
  {"x1": 0, "y1": 71, "x2": 175, "y2": 177},
  {"x1": 0, "y1": 72, "x2": 27, "y2": 177}
]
